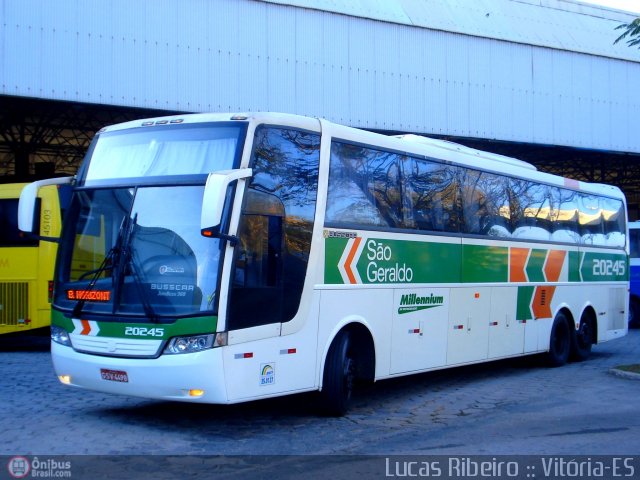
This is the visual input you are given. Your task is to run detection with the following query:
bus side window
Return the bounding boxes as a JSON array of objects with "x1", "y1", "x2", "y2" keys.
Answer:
[
  {"x1": 459, "y1": 169, "x2": 509, "y2": 237},
  {"x1": 228, "y1": 126, "x2": 320, "y2": 330},
  {"x1": 405, "y1": 158, "x2": 460, "y2": 233},
  {"x1": 0, "y1": 198, "x2": 40, "y2": 247},
  {"x1": 229, "y1": 192, "x2": 285, "y2": 329},
  {"x1": 602, "y1": 198, "x2": 625, "y2": 248},
  {"x1": 326, "y1": 142, "x2": 402, "y2": 229},
  {"x1": 510, "y1": 181, "x2": 551, "y2": 241},
  {"x1": 579, "y1": 194, "x2": 605, "y2": 246}
]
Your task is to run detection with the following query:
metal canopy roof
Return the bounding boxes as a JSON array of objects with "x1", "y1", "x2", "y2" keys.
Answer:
[{"x1": 260, "y1": 0, "x2": 640, "y2": 63}]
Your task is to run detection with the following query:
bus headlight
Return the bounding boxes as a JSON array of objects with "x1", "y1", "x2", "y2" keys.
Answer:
[
  {"x1": 51, "y1": 325, "x2": 72, "y2": 346},
  {"x1": 164, "y1": 334, "x2": 215, "y2": 355}
]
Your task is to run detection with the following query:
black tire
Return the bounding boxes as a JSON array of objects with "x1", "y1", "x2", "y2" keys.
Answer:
[
  {"x1": 629, "y1": 298, "x2": 640, "y2": 329},
  {"x1": 570, "y1": 312, "x2": 594, "y2": 362},
  {"x1": 320, "y1": 331, "x2": 355, "y2": 416},
  {"x1": 547, "y1": 312, "x2": 571, "y2": 367}
]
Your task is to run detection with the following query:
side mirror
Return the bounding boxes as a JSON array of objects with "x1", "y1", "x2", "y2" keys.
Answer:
[
  {"x1": 201, "y1": 168, "x2": 252, "y2": 236},
  {"x1": 18, "y1": 177, "x2": 73, "y2": 233}
]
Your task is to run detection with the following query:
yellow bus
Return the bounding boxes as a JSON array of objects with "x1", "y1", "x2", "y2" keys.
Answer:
[{"x1": 0, "y1": 182, "x2": 68, "y2": 334}]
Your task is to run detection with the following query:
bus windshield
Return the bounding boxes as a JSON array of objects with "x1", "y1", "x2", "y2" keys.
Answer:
[
  {"x1": 56, "y1": 185, "x2": 224, "y2": 319},
  {"x1": 83, "y1": 122, "x2": 245, "y2": 185},
  {"x1": 55, "y1": 122, "x2": 247, "y2": 319}
]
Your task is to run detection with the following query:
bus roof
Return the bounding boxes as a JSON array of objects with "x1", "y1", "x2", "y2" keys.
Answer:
[
  {"x1": 97, "y1": 112, "x2": 625, "y2": 201},
  {"x1": 393, "y1": 134, "x2": 537, "y2": 171}
]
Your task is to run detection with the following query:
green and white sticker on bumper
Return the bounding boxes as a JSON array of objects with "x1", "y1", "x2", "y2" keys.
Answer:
[{"x1": 52, "y1": 309, "x2": 217, "y2": 357}]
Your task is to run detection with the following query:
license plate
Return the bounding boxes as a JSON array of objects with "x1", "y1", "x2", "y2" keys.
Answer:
[{"x1": 100, "y1": 368, "x2": 129, "y2": 383}]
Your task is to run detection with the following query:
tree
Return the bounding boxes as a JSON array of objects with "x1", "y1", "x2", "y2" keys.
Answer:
[{"x1": 615, "y1": 18, "x2": 640, "y2": 49}]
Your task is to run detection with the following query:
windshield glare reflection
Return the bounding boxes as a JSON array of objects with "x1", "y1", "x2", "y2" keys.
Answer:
[{"x1": 57, "y1": 186, "x2": 223, "y2": 317}]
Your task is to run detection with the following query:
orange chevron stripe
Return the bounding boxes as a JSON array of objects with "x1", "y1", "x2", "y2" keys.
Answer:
[
  {"x1": 532, "y1": 286, "x2": 555, "y2": 319},
  {"x1": 80, "y1": 319, "x2": 91, "y2": 335},
  {"x1": 544, "y1": 250, "x2": 566, "y2": 282},
  {"x1": 510, "y1": 248, "x2": 529, "y2": 282},
  {"x1": 344, "y1": 237, "x2": 362, "y2": 284}
]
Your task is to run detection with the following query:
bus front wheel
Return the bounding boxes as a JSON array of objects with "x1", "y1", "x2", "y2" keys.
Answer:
[
  {"x1": 546, "y1": 312, "x2": 570, "y2": 367},
  {"x1": 320, "y1": 331, "x2": 355, "y2": 416}
]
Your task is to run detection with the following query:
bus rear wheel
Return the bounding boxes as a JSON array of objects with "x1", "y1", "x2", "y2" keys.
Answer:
[
  {"x1": 320, "y1": 331, "x2": 355, "y2": 416},
  {"x1": 571, "y1": 313, "x2": 594, "y2": 362},
  {"x1": 546, "y1": 312, "x2": 570, "y2": 367}
]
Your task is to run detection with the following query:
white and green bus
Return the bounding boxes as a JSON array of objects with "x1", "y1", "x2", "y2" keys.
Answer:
[{"x1": 19, "y1": 113, "x2": 628, "y2": 415}]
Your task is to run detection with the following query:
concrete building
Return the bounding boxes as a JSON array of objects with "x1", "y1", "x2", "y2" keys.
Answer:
[{"x1": 1, "y1": 0, "x2": 639, "y2": 211}]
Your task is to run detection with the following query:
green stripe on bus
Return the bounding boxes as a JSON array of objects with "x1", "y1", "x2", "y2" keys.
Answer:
[
  {"x1": 52, "y1": 309, "x2": 217, "y2": 339},
  {"x1": 568, "y1": 251, "x2": 583, "y2": 282},
  {"x1": 52, "y1": 310, "x2": 74, "y2": 332},
  {"x1": 461, "y1": 244, "x2": 508, "y2": 283},
  {"x1": 354, "y1": 238, "x2": 461, "y2": 284},
  {"x1": 324, "y1": 236, "x2": 349, "y2": 285},
  {"x1": 324, "y1": 235, "x2": 628, "y2": 285},
  {"x1": 580, "y1": 252, "x2": 629, "y2": 282},
  {"x1": 526, "y1": 249, "x2": 547, "y2": 283},
  {"x1": 516, "y1": 286, "x2": 535, "y2": 320}
]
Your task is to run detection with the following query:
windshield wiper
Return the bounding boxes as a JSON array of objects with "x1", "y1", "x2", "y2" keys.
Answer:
[
  {"x1": 77, "y1": 253, "x2": 115, "y2": 281},
  {"x1": 126, "y1": 215, "x2": 158, "y2": 321},
  {"x1": 72, "y1": 215, "x2": 127, "y2": 318},
  {"x1": 72, "y1": 246, "x2": 118, "y2": 318},
  {"x1": 114, "y1": 213, "x2": 158, "y2": 323}
]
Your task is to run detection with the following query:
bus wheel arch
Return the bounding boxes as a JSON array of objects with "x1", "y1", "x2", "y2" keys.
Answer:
[
  {"x1": 571, "y1": 306, "x2": 597, "y2": 362},
  {"x1": 546, "y1": 309, "x2": 572, "y2": 367},
  {"x1": 319, "y1": 322, "x2": 375, "y2": 416}
]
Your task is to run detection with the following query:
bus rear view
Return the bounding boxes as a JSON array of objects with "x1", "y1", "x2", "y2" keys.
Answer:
[{"x1": 1, "y1": 182, "x2": 66, "y2": 334}]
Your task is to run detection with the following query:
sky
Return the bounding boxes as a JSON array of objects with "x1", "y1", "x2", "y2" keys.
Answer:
[{"x1": 580, "y1": 0, "x2": 640, "y2": 14}]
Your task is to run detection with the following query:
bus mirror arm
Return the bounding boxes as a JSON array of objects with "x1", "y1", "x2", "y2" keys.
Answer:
[
  {"x1": 18, "y1": 176, "x2": 73, "y2": 233},
  {"x1": 201, "y1": 168, "x2": 252, "y2": 235},
  {"x1": 216, "y1": 232, "x2": 239, "y2": 246},
  {"x1": 21, "y1": 233, "x2": 61, "y2": 244}
]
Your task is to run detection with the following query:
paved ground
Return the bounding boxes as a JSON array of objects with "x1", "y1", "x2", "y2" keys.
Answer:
[{"x1": 0, "y1": 329, "x2": 639, "y2": 461}]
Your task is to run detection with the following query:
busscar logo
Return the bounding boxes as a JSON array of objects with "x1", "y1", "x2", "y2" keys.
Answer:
[
  {"x1": 324, "y1": 229, "x2": 357, "y2": 239},
  {"x1": 398, "y1": 293, "x2": 444, "y2": 314}
]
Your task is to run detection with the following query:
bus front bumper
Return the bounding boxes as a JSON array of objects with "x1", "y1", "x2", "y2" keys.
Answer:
[{"x1": 51, "y1": 342, "x2": 228, "y2": 403}]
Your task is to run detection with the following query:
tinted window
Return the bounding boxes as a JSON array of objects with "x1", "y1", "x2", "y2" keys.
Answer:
[
  {"x1": 510, "y1": 180, "x2": 551, "y2": 241},
  {"x1": 459, "y1": 169, "x2": 509, "y2": 236},
  {"x1": 328, "y1": 143, "x2": 463, "y2": 233},
  {"x1": 0, "y1": 198, "x2": 40, "y2": 247},
  {"x1": 405, "y1": 158, "x2": 461, "y2": 233},
  {"x1": 228, "y1": 127, "x2": 320, "y2": 329},
  {"x1": 549, "y1": 187, "x2": 580, "y2": 243},
  {"x1": 602, "y1": 197, "x2": 625, "y2": 247},
  {"x1": 325, "y1": 140, "x2": 624, "y2": 249},
  {"x1": 327, "y1": 143, "x2": 404, "y2": 228},
  {"x1": 579, "y1": 194, "x2": 605, "y2": 245}
]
